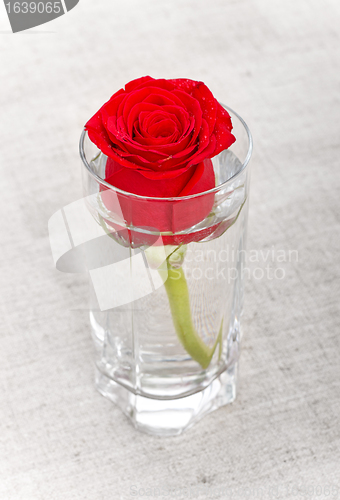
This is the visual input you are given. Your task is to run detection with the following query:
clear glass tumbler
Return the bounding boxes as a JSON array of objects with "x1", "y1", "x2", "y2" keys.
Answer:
[{"x1": 79, "y1": 106, "x2": 252, "y2": 436}]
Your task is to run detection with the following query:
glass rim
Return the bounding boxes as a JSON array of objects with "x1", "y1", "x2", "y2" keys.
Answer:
[{"x1": 79, "y1": 104, "x2": 253, "y2": 202}]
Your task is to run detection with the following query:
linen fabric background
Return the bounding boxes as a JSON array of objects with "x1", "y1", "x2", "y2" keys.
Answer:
[{"x1": 0, "y1": 0, "x2": 339, "y2": 498}]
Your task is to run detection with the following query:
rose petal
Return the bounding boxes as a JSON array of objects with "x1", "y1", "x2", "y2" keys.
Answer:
[
  {"x1": 103, "y1": 159, "x2": 214, "y2": 234},
  {"x1": 124, "y1": 75, "x2": 154, "y2": 92},
  {"x1": 169, "y1": 78, "x2": 199, "y2": 94},
  {"x1": 211, "y1": 103, "x2": 236, "y2": 155},
  {"x1": 172, "y1": 158, "x2": 215, "y2": 232},
  {"x1": 172, "y1": 89, "x2": 203, "y2": 143},
  {"x1": 105, "y1": 157, "x2": 195, "y2": 197},
  {"x1": 86, "y1": 113, "x2": 114, "y2": 159},
  {"x1": 130, "y1": 78, "x2": 176, "y2": 93},
  {"x1": 122, "y1": 87, "x2": 185, "y2": 127},
  {"x1": 179, "y1": 158, "x2": 215, "y2": 196},
  {"x1": 191, "y1": 82, "x2": 217, "y2": 134}
]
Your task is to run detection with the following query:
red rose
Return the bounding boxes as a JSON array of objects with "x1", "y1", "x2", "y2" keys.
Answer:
[{"x1": 85, "y1": 76, "x2": 235, "y2": 235}]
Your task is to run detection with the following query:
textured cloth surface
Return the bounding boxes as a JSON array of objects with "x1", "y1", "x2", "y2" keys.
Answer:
[{"x1": 0, "y1": 1, "x2": 339, "y2": 499}]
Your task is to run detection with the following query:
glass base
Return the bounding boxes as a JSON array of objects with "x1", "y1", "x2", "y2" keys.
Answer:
[{"x1": 95, "y1": 363, "x2": 238, "y2": 436}]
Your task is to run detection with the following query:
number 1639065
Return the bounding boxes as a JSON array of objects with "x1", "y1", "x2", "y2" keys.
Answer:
[{"x1": 5, "y1": 2, "x2": 62, "y2": 14}]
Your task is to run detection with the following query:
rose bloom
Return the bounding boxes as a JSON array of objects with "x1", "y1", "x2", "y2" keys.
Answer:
[{"x1": 85, "y1": 76, "x2": 235, "y2": 238}]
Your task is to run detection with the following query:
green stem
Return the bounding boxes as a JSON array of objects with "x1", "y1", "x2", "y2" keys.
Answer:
[{"x1": 162, "y1": 263, "x2": 222, "y2": 369}]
